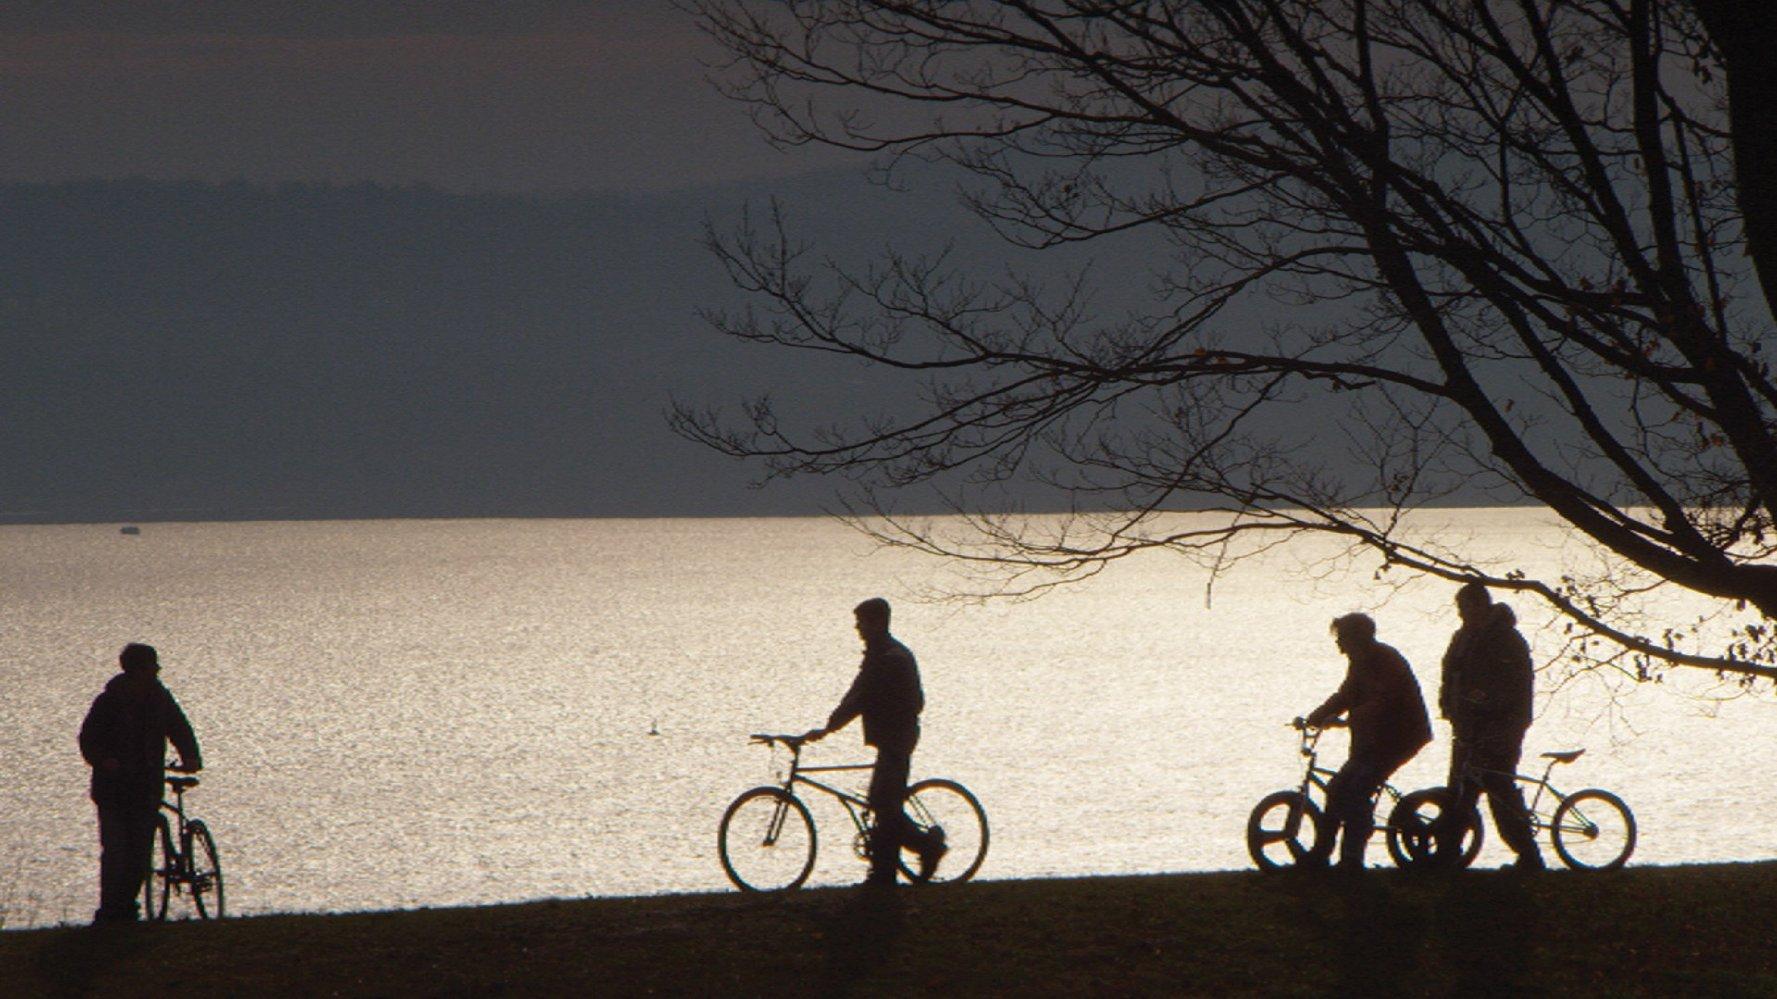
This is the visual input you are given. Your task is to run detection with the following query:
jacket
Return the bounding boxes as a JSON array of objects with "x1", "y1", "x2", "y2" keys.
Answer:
[
  {"x1": 79, "y1": 672, "x2": 201, "y2": 803},
  {"x1": 826, "y1": 635, "x2": 924, "y2": 756},
  {"x1": 1439, "y1": 603, "x2": 1535, "y2": 734},
  {"x1": 1307, "y1": 640, "x2": 1432, "y2": 766}
]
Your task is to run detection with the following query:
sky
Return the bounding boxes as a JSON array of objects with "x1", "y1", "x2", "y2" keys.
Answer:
[{"x1": 0, "y1": 2, "x2": 841, "y2": 195}]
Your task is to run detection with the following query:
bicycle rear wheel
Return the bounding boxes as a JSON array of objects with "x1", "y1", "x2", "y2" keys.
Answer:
[
  {"x1": 186, "y1": 821, "x2": 225, "y2": 919},
  {"x1": 1550, "y1": 789, "x2": 1635, "y2": 870},
  {"x1": 718, "y1": 787, "x2": 817, "y2": 891},
  {"x1": 898, "y1": 778, "x2": 988, "y2": 884},
  {"x1": 1386, "y1": 788, "x2": 1483, "y2": 869},
  {"x1": 144, "y1": 815, "x2": 176, "y2": 920},
  {"x1": 1246, "y1": 790, "x2": 1320, "y2": 870}
]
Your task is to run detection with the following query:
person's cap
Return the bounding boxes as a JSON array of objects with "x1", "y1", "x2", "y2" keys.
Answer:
[{"x1": 119, "y1": 643, "x2": 159, "y2": 672}]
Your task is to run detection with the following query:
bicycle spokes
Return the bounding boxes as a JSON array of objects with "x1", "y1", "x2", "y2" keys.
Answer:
[
  {"x1": 718, "y1": 788, "x2": 817, "y2": 892},
  {"x1": 1550, "y1": 789, "x2": 1636, "y2": 870}
]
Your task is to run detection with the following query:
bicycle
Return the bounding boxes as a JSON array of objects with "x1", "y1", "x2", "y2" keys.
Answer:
[
  {"x1": 718, "y1": 733, "x2": 989, "y2": 892},
  {"x1": 146, "y1": 771, "x2": 225, "y2": 920},
  {"x1": 1402, "y1": 747, "x2": 1636, "y2": 870},
  {"x1": 1246, "y1": 719, "x2": 1481, "y2": 870}
]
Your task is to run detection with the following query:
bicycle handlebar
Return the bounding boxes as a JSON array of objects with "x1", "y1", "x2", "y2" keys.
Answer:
[{"x1": 749, "y1": 732, "x2": 808, "y2": 749}]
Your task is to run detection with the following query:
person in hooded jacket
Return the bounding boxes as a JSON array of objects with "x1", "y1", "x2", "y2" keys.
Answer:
[
  {"x1": 803, "y1": 598, "x2": 947, "y2": 886},
  {"x1": 1437, "y1": 582, "x2": 1543, "y2": 869},
  {"x1": 1299, "y1": 613, "x2": 1432, "y2": 870},
  {"x1": 79, "y1": 643, "x2": 202, "y2": 923}
]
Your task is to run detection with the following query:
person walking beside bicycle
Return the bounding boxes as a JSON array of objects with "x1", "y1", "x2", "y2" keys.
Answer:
[
  {"x1": 1298, "y1": 613, "x2": 1431, "y2": 871},
  {"x1": 79, "y1": 643, "x2": 203, "y2": 925},
  {"x1": 802, "y1": 597, "x2": 947, "y2": 887},
  {"x1": 1437, "y1": 582, "x2": 1543, "y2": 870}
]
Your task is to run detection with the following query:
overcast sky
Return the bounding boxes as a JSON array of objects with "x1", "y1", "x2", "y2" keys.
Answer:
[{"x1": 0, "y1": 2, "x2": 846, "y2": 193}]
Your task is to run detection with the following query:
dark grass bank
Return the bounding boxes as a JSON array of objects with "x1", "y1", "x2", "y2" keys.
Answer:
[{"x1": 4, "y1": 863, "x2": 1776, "y2": 996}]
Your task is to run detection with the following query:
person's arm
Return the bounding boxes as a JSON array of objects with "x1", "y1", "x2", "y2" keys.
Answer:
[
  {"x1": 1437, "y1": 638, "x2": 1459, "y2": 720},
  {"x1": 1474, "y1": 632, "x2": 1535, "y2": 725},
  {"x1": 165, "y1": 693, "x2": 202, "y2": 772},
  {"x1": 819, "y1": 668, "x2": 871, "y2": 737},
  {"x1": 1304, "y1": 685, "x2": 1350, "y2": 728}
]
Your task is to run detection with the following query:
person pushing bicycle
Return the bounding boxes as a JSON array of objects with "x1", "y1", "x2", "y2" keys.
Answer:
[
  {"x1": 1437, "y1": 582, "x2": 1543, "y2": 870},
  {"x1": 1297, "y1": 613, "x2": 1431, "y2": 870},
  {"x1": 802, "y1": 597, "x2": 947, "y2": 887},
  {"x1": 78, "y1": 643, "x2": 203, "y2": 924}
]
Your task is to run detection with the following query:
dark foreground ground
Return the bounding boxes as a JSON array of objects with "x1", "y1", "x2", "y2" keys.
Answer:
[{"x1": 4, "y1": 863, "x2": 1775, "y2": 997}]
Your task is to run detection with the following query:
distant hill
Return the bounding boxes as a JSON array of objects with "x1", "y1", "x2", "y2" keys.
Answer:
[
  {"x1": 0, "y1": 174, "x2": 1530, "y2": 525},
  {"x1": 0, "y1": 174, "x2": 984, "y2": 522}
]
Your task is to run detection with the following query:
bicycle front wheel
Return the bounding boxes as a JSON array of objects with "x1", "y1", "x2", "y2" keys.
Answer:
[
  {"x1": 899, "y1": 778, "x2": 988, "y2": 884},
  {"x1": 144, "y1": 814, "x2": 176, "y2": 920},
  {"x1": 1246, "y1": 790, "x2": 1320, "y2": 870},
  {"x1": 718, "y1": 787, "x2": 816, "y2": 892},
  {"x1": 1550, "y1": 789, "x2": 1636, "y2": 870},
  {"x1": 1386, "y1": 788, "x2": 1484, "y2": 869},
  {"x1": 186, "y1": 821, "x2": 225, "y2": 919}
]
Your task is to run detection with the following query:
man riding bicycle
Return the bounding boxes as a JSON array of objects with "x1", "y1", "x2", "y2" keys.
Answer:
[{"x1": 1299, "y1": 613, "x2": 1431, "y2": 871}]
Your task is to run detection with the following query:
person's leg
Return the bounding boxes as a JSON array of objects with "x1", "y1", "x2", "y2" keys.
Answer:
[
  {"x1": 1437, "y1": 736, "x2": 1482, "y2": 863},
  {"x1": 1303, "y1": 786, "x2": 1337, "y2": 867},
  {"x1": 1342, "y1": 758, "x2": 1391, "y2": 868},
  {"x1": 95, "y1": 797, "x2": 156, "y2": 922},
  {"x1": 866, "y1": 749, "x2": 913, "y2": 884},
  {"x1": 1320, "y1": 758, "x2": 1384, "y2": 869},
  {"x1": 1476, "y1": 735, "x2": 1543, "y2": 867}
]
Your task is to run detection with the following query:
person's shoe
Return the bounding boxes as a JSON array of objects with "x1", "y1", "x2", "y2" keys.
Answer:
[
  {"x1": 917, "y1": 827, "x2": 949, "y2": 881},
  {"x1": 1506, "y1": 853, "x2": 1546, "y2": 873},
  {"x1": 861, "y1": 870, "x2": 898, "y2": 889}
]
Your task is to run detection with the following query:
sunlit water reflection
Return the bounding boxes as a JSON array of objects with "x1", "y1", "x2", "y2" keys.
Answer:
[{"x1": 1, "y1": 513, "x2": 1769, "y2": 928}]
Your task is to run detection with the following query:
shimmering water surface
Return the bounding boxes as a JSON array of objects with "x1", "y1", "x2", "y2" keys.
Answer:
[{"x1": 2, "y1": 513, "x2": 1770, "y2": 928}]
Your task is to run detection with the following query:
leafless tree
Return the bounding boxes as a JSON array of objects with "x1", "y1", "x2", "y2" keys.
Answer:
[{"x1": 674, "y1": 1, "x2": 1777, "y2": 681}]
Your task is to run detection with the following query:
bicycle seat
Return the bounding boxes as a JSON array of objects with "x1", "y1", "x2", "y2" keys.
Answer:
[
  {"x1": 167, "y1": 776, "x2": 200, "y2": 790},
  {"x1": 1540, "y1": 749, "x2": 1584, "y2": 765}
]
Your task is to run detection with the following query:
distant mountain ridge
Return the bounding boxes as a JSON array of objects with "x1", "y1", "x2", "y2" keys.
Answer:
[
  {"x1": 0, "y1": 173, "x2": 946, "y2": 523},
  {"x1": 0, "y1": 175, "x2": 1529, "y2": 525}
]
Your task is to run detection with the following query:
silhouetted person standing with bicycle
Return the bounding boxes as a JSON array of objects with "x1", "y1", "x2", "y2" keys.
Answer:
[
  {"x1": 1438, "y1": 582, "x2": 1543, "y2": 870},
  {"x1": 79, "y1": 643, "x2": 202, "y2": 924},
  {"x1": 1299, "y1": 613, "x2": 1431, "y2": 870},
  {"x1": 804, "y1": 598, "x2": 946, "y2": 887}
]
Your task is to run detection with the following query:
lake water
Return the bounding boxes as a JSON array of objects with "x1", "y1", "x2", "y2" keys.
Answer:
[{"x1": 2, "y1": 512, "x2": 1770, "y2": 928}]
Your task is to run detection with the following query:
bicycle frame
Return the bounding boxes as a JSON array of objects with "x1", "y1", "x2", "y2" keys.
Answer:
[
  {"x1": 773, "y1": 743, "x2": 881, "y2": 843},
  {"x1": 1456, "y1": 755, "x2": 1580, "y2": 834},
  {"x1": 143, "y1": 772, "x2": 226, "y2": 920},
  {"x1": 158, "y1": 783, "x2": 195, "y2": 872},
  {"x1": 1292, "y1": 726, "x2": 1408, "y2": 816}
]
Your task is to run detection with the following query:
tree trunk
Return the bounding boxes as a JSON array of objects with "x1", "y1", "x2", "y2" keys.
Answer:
[{"x1": 1693, "y1": 1, "x2": 1777, "y2": 321}]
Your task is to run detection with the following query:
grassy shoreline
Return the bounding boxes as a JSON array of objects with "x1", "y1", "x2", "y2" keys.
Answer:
[{"x1": 5, "y1": 863, "x2": 1776, "y2": 996}]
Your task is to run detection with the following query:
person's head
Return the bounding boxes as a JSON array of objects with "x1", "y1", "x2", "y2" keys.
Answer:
[
  {"x1": 1456, "y1": 581, "x2": 1492, "y2": 624},
  {"x1": 1329, "y1": 613, "x2": 1376, "y2": 656},
  {"x1": 854, "y1": 597, "x2": 891, "y2": 642},
  {"x1": 119, "y1": 643, "x2": 160, "y2": 678}
]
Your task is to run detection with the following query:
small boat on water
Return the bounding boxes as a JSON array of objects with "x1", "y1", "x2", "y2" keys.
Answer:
[{"x1": 119, "y1": 525, "x2": 141, "y2": 535}]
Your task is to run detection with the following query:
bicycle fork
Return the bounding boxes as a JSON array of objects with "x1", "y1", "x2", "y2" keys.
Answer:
[{"x1": 761, "y1": 795, "x2": 794, "y2": 848}]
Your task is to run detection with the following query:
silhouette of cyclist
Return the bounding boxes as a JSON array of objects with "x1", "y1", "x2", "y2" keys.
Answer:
[
  {"x1": 804, "y1": 598, "x2": 947, "y2": 886},
  {"x1": 79, "y1": 643, "x2": 202, "y2": 924},
  {"x1": 1298, "y1": 613, "x2": 1431, "y2": 870}
]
